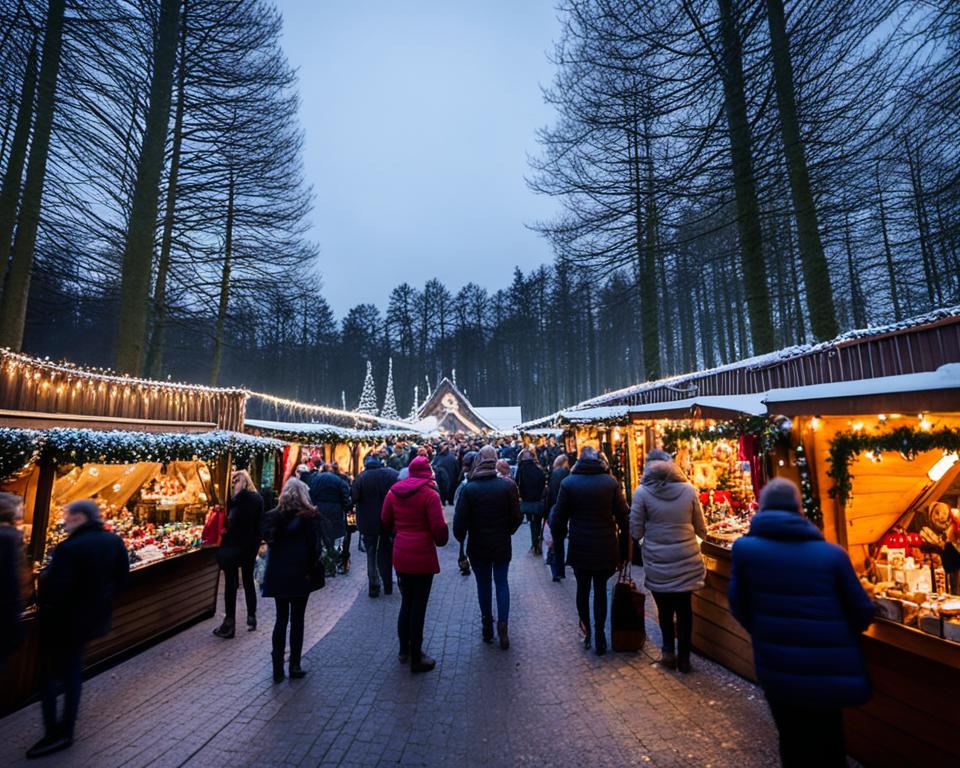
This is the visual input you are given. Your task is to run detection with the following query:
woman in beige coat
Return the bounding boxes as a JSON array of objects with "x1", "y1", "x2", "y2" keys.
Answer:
[{"x1": 630, "y1": 453, "x2": 706, "y2": 672}]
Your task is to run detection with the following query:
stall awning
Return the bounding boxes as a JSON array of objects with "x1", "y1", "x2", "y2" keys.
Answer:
[
  {"x1": 763, "y1": 364, "x2": 960, "y2": 415},
  {"x1": 244, "y1": 418, "x2": 426, "y2": 442}
]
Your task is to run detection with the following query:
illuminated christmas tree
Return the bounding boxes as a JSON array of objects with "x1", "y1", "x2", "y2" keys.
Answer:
[{"x1": 356, "y1": 361, "x2": 378, "y2": 415}]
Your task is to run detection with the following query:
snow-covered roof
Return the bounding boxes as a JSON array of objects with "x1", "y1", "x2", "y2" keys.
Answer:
[
  {"x1": 577, "y1": 305, "x2": 960, "y2": 409},
  {"x1": 244, "y1": 418, "x2": 426, "y2": 441},
  {"x1": 558, "y1": 406, "x2": 631, "y2": 423},
  {"x1": 625, "y1": 394, "x2": 767, "y2": 417},
  {"x1": 475, "y1": 407, "x2": 523, "y2": 431},
  {"x1": 763, "y1": 364, "x2": 960, "y2": 404}
]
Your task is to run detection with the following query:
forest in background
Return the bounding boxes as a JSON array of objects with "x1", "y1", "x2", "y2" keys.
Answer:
[{"x1": 0, "y1": 0, "x2": 957, "y2": 420}]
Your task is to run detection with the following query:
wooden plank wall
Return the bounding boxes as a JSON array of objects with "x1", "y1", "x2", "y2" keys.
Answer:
[
  {"x1": 0, "y1": 549, "x2": 220, "y2": 717},
  {"x1": 845, "y1": 624, "x2": 960, "y2": 767},
  {"x1": 693, "y1": 546, "x2": 756, "y2": 682}
]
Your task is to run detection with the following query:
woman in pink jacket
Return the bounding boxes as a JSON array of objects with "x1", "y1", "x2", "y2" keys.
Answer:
[{"x1": 381, "y1": 456, "x2": 449, "y2": 673}]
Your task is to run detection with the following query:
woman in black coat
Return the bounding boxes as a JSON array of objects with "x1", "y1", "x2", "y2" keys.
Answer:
[
  {"x1": 551, "y1": 447, "x2": 629, "y2": 655},
  {"x1": 453, "y1": 446, "x2": 522, "y2": 649},
  {"x1": 262, "y1": 478, "x2": 325, "y2": 682},
  {"x1": 515, "y1": 450, "x2": 547, "y2": 554},
  {"x1": 213, "y1": 470, "x2": 264, "y2": 638},
  {"x1": 546, "y1": 454, "x2": 571, "y2": 581}
]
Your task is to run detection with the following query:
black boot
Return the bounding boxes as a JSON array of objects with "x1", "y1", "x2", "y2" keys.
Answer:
[
  {"x1": 411, "y1": 653, "x2": 436, "y2": 674},
  {"x1": 595, "y1": 630, "x2": 607, "y2": 656},
  {"x1": 272, "y1": 653, "x2": 285, "y2": 683},
  {"x1": 579, "y1": 621, "x2": 591, "y2": 650},
  {"x1": 246, "y1": 615, "x2": 256, "y2": 631},
  {"x1": 213, "y1": 618, "x2": 235, "y2": 639},
  {"x1": 497, "y1": 621, "x2": 510, "y2": 650},
  {"x1": 481, "y1": 616, "x2": 494, "y2": 643},
  {"x1": 289, "y1": 661, "x2": 306, "y2": 679}
]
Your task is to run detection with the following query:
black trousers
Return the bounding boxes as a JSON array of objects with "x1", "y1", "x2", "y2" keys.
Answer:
[
  {"x1": 651, "y1": 590, "x2": 693, "y2": 659},
  {"x1": 40, "y1": 639, "x2": 84, "y2": 739},
  {"x1": 362, "y1": 533, "x2": 394, "y2": 588},
  {"x1": 272, "y1": 596, "x2": 309, "y2": 665},
  {"x1": 767, "y1": 700, "x2": 846, "y2": 768},
  {"x1": 397, "y1": 573, "x2": 434, "y2": 662},
  {"x1": 223, "y1": 553, "x2": 257, "y2": 620},
  {"x1": 574, "y1": 568, "x2": 613, "y2": 635}
]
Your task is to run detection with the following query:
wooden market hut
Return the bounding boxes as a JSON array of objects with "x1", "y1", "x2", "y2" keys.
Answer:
[
  {"x1": 0, "y1": 352, "x2": 279, "y2": 716},
  {"x1": 525, "y1": 308, "x2": 960, "y2": 767}
]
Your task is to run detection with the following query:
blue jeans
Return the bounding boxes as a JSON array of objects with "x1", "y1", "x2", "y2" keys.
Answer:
[
  {"x1": 551, "y1": 533, "x2": 566, "y2": 579},
  {"x1": 471, "y1": 558, "x2": 510, "y2": 623}
]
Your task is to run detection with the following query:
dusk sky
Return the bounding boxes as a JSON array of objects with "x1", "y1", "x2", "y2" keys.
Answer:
[{"x1": 276, "y1": 0, "x2": 562, "y2": 317}]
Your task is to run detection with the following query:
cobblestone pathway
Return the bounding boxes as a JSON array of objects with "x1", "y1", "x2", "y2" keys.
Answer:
[{"x1": 0, "y1": 508, "x2": 779, "y2": 767}]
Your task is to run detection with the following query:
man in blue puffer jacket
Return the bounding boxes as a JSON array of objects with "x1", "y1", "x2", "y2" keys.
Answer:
[{"x1": 729, "y1": 478, "x2": 875, "y2": 768}]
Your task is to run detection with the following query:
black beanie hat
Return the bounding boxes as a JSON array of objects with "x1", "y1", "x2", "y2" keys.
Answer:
[{"x1": 759, "y1": 478, "x2": 802, "y2": 514}]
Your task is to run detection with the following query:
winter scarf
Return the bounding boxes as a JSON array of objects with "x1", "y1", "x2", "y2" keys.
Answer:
[{"x1": 471, "y1": 445, "x2": 499, "y2": 479}]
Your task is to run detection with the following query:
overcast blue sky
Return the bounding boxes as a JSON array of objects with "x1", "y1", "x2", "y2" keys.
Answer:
[{"x1": 276, "y1": 0, "x2": 562, "y2": 317}]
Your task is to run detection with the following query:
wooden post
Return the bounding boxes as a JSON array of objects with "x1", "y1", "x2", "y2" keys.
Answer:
[{"x1": 29, "y1": 458, "x2": 55, "y2": 564}]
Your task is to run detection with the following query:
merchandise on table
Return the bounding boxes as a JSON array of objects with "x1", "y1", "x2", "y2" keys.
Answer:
[
  {"x1": 674, "y1": 436, "x2": 757, "y2": 548},
  {"x1": 42, "y1": 460, "x2": 216, "y2": 569},
  {"x1": 861, "y1": 494, "x2": 960, "y2": 644}
]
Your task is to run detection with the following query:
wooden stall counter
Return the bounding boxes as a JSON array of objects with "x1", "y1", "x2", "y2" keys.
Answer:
[
  {"x1": 0, "y1": 547, "x2": 220, "y2": 717},
  {"x1": 693, "y1": 542, "x2": 756, "y2": 682},
  {"x1": 845, "y1": 619, "x2": 960, "y2": 767}
]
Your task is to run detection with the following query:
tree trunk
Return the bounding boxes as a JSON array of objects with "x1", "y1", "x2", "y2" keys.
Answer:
[
  {"x1": 0, "y1": 35, "x2": 37, "y2": 288},
  {"x1": 718, "y1": 0, "x2": 774, "y2": 353},
  {"x1": 904, "y1": 137, "x2": 938, "y2": 306},
  {"x1": 765, "y1": 0, "x2": 837, "y2": 340},
  {"x1": 210, "y1": 172, "x2": 234, "y2": 386},
  {"x1": 145, "y1": 0, "x2": 188, "y2": 378},
  {"x1": 843, "y1": 205, "x2": 866, "y2": 328},
  {"x1": 114, "y1": 0, "x2": 181, "y2": 374},
  {"x1": 876, "y1": 167, "x2": 901, "y2": 320},
  {"x1": 0, "y1": 0, "x2": 65, "y2": 350}
]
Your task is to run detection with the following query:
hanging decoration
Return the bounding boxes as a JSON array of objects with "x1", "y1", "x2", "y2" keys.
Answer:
[
  {"x1": 381, "y1": 358, "x2": 399, "y2": 420},
  {"x1": 793, "y1": 443, "x2": 823, "y2": 526},
  {"x1": 827, "y1": 426, "x2": 960, "y2": 504},
  {"x1": 356, "y1": 361, "x2": 379, "y2": 415},
  {"x1": 662, "y1": 416, "x2": 783, "y2": 454}
]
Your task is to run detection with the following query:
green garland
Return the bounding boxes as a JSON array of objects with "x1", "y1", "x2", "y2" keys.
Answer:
[
  {"x1": 794, "y1": 444, "x2": 823, "y2": 526},
  {"x1": 0, "y1": 428, "x2": 282, "y2": 483},
  {"x1": 0, "y1": 428, "x2": 42, "y2": 482},
  {"x1": 662, "y1": 416, "x2": 783, "y2": 453},
  {"x1": 827, "y1": 426, "x2": 960, "y2": 503}
]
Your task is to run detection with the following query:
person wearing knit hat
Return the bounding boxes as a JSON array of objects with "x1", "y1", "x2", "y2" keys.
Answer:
[
  {"x1": 729, "y1": 477, "x2": 874, "y2": 766},
  {"x1": 381, "y1": 456, "x2": 449, "y2": 673}
]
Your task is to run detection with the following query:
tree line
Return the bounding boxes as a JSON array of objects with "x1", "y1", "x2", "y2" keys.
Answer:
[{"x1": 1, "y1": 1, "x2": 957, "y2": 422}]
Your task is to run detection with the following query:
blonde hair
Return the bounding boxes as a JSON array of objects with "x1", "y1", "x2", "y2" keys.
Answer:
[
  {"x1": 278, "y1": 477, "x2": 316, "y2": 516},
  {"x1": 231, "y1": 469, "x2": 257, "y2": 497}
]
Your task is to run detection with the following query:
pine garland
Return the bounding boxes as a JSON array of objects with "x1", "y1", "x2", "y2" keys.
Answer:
[
  {"x1": 794, "y1": 443, "x2": 823, "y2": 526},
  {"x1": 662, "y1": 416, "x2": 782, "y2": 453},
  {"x1": 827, "y1": 426, "x2": 960, "y2": 504},
  {"x1": 0, "y1": 428, "x2": 282, "y2": 483}
]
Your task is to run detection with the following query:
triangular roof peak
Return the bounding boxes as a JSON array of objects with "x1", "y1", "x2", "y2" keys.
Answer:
[{"x1": 417, "y1": 377, "x2": 497, "y2": 433}]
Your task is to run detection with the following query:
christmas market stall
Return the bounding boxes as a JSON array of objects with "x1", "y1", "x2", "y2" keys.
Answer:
[
  {"x1": 0, "y1": 426, "x2": 280, "y2": 716},
  {"x1": 762, "y1": 363, "x2": 960, "y2": 766}
]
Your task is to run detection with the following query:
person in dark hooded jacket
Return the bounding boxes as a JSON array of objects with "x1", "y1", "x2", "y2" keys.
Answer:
[
  {"x1": 433, "y1": 444, "x2": 460, "y2": 505},
  {"x1": 729, "y1": 478, "x2": 875, "y2": 768},
  {"x1": 546, "y1": 454, "x2": 570, "y2": 581},
  {"x1": 29, "y1": 499, "x2": 128, "y2": 759},
  {"x1": 454, "y1": 445, "x2": 522, "y2": 649},
  {"x1": 309, "y1": 465, "x2": 351, "y2": 575},
  {"x1": 551, "y1": 446, "x2": 629, "y2": 656},
  {"x1": 515, "y1": 450, "x2": 547, "y2": 554},
  {"x1": 351, "y1": 454, "x2": 399, "y2": 597},
  {"x1": 630, "y1": 454, "x2": 706, "y2": 672}
]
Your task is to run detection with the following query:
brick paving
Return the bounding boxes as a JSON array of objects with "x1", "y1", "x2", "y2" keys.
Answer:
[{"x1": 0, "y1": 508, "x2": 779, "y2": 767}]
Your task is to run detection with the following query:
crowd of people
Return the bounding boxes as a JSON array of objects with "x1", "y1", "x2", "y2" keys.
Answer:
[{"x1": 1, "y1": 433, "x2": 876, "y2": 766}]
